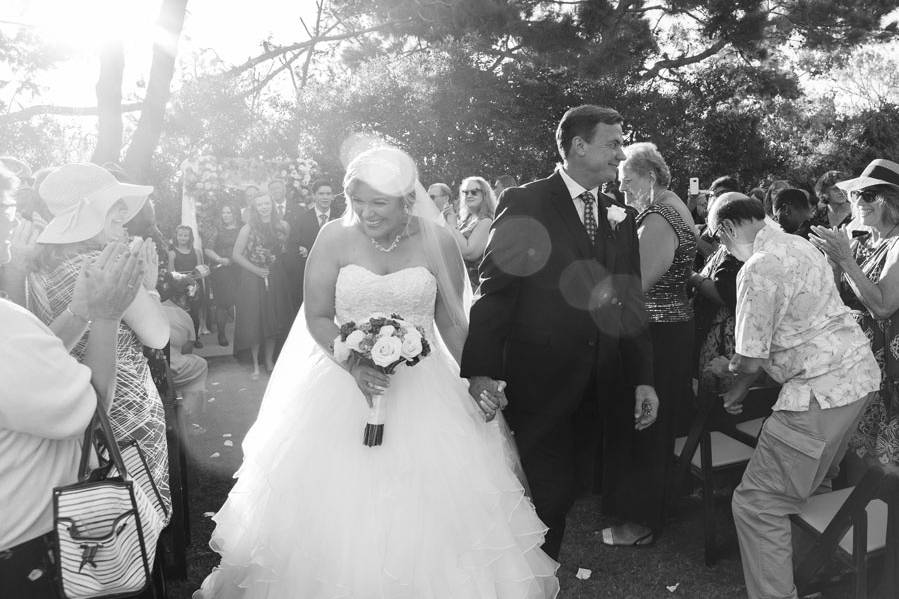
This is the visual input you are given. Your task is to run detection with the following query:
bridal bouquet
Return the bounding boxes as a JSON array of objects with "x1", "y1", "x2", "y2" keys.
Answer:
[{"x1": 333, "y1": 314, "x2": 431, "y2": 446}]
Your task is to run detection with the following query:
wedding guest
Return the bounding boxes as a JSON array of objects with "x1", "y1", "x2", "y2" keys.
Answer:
[
  {"x1": 444, "y1": 176, "x2": 495, "y2": 288},
  {"x1": 709, "y1": 193, "x2": 879, "y2": 599},
  {"x1": 233, "y1": 194, "x2": 289, "y2": 380},
  {"x1": 1, "y1": 237, "x2": 144, "y2": 598},
  {"x1": 160, "y1": 294, "x2": 209, "y2": 434},
  {"x1": 811, "y1": 169, "x2": 854, "y2": 229},
  {"x1": 690, "y1": 245, "x2": 743, "y2": 377},
  {"x1": 762, "y1": 178, "x2": 792, "y2": 216},
  {"x1": 168, "y1": 224, "x2": 208, "y2": 346},
  {"x1": 27, "y1": 162, "x2": 172, "y2": 517},
  {"x1": 772, "y1": 187, "x2": 814, "y2": 239},
  {"x1": 291, "y1": 178, "x2": 339, "y2": 312},
  {"x1": 241, "y1": 184, "x2": 260, "y2": 224},
  {"x1": 748, "y1": 187, "x2": 766, "y2": 204},
  {"x1": 204, "y1": 203, "x2": 240, "y2": 346},
  {"x1": 427, "y1": 182, "x2": 453, "y2": 213},
  {"x1": 810, "y1": 159, "x2": 899, "y2": 473},
  {"x1": 603, "y1": 142, "x2": 697, "y2": 545},
  {"x1": 494, "y1": 173, "x2": 517, "y2": 198}
]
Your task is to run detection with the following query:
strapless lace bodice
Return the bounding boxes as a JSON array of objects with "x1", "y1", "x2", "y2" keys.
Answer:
[{"x1": 335, "y1": 264, "x2": 437, "y2": 331}]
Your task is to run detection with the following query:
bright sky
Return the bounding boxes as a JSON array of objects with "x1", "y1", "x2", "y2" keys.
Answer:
[{"x1": 0, "y1": 0, "x2": 315, "y2": 106}]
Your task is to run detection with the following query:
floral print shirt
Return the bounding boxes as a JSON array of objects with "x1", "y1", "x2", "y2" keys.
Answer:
[{"x1": 734, "y1": 225, "x2": 880, "y2": 411}]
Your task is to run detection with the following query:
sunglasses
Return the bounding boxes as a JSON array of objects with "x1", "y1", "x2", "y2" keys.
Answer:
[
  {"x1": 853, "y1": 190, "x2": 880, "y2": 204},
  {"x1": 462, "y1": 189, "x2": 481, "y2": 196}
]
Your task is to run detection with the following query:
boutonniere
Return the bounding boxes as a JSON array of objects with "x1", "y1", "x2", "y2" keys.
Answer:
[{"x1": 606, "y1": 204, "x2": 628, "y2": 229}]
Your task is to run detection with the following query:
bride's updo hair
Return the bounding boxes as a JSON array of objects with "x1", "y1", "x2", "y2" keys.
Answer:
[{"x1": 342, "y1": 147, "x2": 418, "y2": 223}]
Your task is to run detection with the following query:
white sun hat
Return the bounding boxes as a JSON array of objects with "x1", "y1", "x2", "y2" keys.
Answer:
[
  {"x1": 37, "y1": 163, "x2": 153, "y2": 244},
  {"x1": 835, "y1": 159, "x2": 899, "y2": 193}
]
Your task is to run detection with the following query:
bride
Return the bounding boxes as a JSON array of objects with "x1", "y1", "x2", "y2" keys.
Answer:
[{"x1": 195, "y1": 147, "x2": 560, "y2": 598}]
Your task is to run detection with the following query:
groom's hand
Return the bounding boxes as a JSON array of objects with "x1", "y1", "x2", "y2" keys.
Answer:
[
  {"x1": 468, "y1": 376, "x2": 508, "y2": 421},
  {"x1": 634, "y1": 384, "x2": 659, "y2": 431}
]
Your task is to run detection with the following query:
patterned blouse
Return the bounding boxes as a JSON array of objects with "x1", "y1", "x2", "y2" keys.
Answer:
[
  {"x1": 734, "y1": 225, "x2": 880, "y2": 412},
  {"x1": 637, "y1": 198, "x2": 697, "y2": 323},
  {"x1": 27, "y1": 252, "x2": 171, "y2": 518}
]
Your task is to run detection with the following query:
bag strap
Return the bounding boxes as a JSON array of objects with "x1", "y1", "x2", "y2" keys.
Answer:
[{"x1": 77, "y1": 381, "x2": 130, "y2": 481}]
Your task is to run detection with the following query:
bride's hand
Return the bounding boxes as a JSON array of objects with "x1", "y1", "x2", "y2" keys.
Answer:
[{"x1": 349, "y1": 361, "x2": 390, "y2": 407}]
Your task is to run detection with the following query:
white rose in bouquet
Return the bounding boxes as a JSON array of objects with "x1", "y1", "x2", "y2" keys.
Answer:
[
  {"x1": 346, "y1": 330, "x2": 366, "y2": 351},
  {"x1": 379, "y1": 325, "x2": 396, "y2": 337},
  {"x1": 401, "y1": 333, "x2": 423, "y2": 360},
  {"x1": 371, "y1": 336, "x2": 403, "y2": 367}
]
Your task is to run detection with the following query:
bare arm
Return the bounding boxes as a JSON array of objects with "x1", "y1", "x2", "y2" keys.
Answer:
[
  {"x1": 167, "y1": 250, "x2": 176, "y2": 272},
  {"x1": 232, "y1": 225, "x2": 266, "y2": 277},
  {"x1": 637, "y1": 213, "x2": 677, "y2": 292},
  {"x1": 811, "y1": 227, "x2": 899, "y2": 319},
  {"x1": 303, "y1": 222, "x2": 343, "y2": 353},
  {"x1": 450, "y1": 219, "x2": 491, "y2": 262}
]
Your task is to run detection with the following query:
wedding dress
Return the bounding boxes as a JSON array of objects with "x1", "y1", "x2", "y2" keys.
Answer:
[{"x1": 195, "y1": 263, "x2": 560, "y2": 598}]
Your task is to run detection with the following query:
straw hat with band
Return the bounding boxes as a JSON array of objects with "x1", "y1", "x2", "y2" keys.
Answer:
[
  {"x1": 37, "y1": 163, "x2": 153, "y2": 245},
  {"x1": 836, "y1": 159, "x2": 899, "y2": 194}
]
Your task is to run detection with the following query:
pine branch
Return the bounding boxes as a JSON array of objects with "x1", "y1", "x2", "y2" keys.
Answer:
[
  {"x1": 642, "y1": 39, "x2": 728, "y2": 80},
  {"x1": 0, "y1": 101, "x2": 144, "y2": 124}
]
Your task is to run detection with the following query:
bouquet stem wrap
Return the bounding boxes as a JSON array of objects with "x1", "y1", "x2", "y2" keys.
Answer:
[{"x1": 363, "y1": 392, "x2": 386, "y2": 447}]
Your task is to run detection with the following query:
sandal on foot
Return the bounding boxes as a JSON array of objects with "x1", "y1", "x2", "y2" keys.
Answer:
[{"x1": 601, "y1": 527, "x2": 655, "y2": 547}]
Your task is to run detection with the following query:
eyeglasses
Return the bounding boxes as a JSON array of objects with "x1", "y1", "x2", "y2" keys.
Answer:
[
  {"x1": 462, "y1": 189, "x2": 481, "y2": 196},
  {"x1": 853, "y1": 190, "x2": 880, "y2": 204},
  {"x1": 710, "y1": 224, "x2": 725, "y2": 243}
]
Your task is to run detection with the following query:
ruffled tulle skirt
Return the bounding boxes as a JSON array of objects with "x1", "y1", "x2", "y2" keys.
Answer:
[{"x1": 195, "y1": 349, "x2": 559, "y2": 599}]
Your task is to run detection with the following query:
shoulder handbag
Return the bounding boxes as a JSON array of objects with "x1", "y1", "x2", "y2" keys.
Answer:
[{"x1": 52, "y1": 383, "x2": 168, "y2": 599}]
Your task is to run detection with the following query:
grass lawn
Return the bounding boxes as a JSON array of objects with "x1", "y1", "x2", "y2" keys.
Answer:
[{"x1": 165, "y1": 356, "x2": 856, "y2": 599}]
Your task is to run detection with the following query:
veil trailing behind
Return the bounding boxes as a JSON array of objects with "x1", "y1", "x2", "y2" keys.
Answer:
[{"x1": 194, "y1": 148, "x2": 559, "y2": 598}]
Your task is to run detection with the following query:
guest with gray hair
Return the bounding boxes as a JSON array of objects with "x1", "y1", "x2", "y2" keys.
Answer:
[
  {"x1": 708, "y1": 192, "x2": 879, "y2": 599},
  {"x1": 602, "y1": 141, "x2": 697, "y2": 545}
]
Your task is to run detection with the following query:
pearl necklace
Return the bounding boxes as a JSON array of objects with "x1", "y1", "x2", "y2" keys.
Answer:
[{"x1": 369, "y1": 219, "x2": 410, "y2": 253}]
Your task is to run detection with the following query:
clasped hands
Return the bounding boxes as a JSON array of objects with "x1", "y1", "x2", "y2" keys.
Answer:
[{"x1": 467, "y1": 377, "x2": 509, "y2": 422}]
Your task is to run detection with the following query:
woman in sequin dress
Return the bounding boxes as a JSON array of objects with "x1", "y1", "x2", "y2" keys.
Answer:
[{"x1": 602, "y1": 143, "x2": 697, "y2": 545}]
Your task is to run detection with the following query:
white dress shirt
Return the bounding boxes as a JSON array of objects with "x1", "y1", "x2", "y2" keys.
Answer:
[
  {"x1": 558, "y1": 167, "x2": 600, "y2": 230},
  {"x1": 314, "y1": 208, "x2": 330, "y2": 227}
]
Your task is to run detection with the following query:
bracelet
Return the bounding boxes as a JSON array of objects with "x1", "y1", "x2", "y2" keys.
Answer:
[{"x1": 65, "y1": 305, "x2": 92, "y2": 326}]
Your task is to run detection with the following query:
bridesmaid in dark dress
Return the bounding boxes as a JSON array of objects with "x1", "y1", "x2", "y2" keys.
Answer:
[
  {"x1": 603, "y1": 142, "x2": 697, "y2": 545},
  {"x1": 168, "y1": 225, "x2": 208, "y2": 346},
  {"x1": 232, "y1": 194, "x2": 290, "y2": 380},
  {"x1": 204, "y1": 204, "x2": 241, "y2": 346}
]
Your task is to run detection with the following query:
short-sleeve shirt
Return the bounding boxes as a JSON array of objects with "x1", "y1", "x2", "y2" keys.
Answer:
[
  {"x1": 0, "y1": 299, "x2": 96, "y2": 550},
  {"x1": 734, "y1": 225, "x2": 880, "y2": 411}
]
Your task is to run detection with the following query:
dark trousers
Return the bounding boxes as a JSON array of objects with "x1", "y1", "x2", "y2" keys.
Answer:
[
  {"x1": 602, "y1": 320, "x2": 694, "y2": 533},
  {"x1": 0, "y1": 532, "x2": 60, "y2": 598},
  {"x1": 510, "y1": 369, "x2": 601, "y2": 560}
]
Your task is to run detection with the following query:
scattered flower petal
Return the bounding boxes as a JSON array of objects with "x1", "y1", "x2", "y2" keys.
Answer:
[
  {"x1": 222, "y1": 433, "x2": 232, "y2": 438},
  {"x1": 224, "y1": 440, "x2": 234, "y2": 447},
  {"x1": 576, "y1": 568, "x2": 592, "y2": 580},
  {"x1": 203, "y1": 512, "x2": 215, "y2": 518},
  {"x1": 209, "y1": 452, "x2": 220, "y2": 459},
  {"x1": 667, "y1": 583, "x2": 680, "y2": 593}
]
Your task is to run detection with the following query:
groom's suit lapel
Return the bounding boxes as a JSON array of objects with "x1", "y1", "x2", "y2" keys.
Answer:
[{"x1": 548, "y1": 173, "x2": 593, "y2": 259}]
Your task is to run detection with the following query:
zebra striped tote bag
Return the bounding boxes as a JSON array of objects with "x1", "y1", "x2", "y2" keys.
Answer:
[{"x1": 52, "y1": 385, "x2": 165, "y2": 598}]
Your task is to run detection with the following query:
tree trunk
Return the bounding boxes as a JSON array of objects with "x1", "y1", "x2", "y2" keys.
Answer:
[
  {"x1": 122, "y1": 0, "x2": 189, "y2": 182},
  {"x1": 91, "y1": 40, "x2": 125, "y2": 165}
]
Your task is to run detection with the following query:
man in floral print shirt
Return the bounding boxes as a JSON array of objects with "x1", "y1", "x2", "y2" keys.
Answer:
[{"x1": 708, "y1": 192, "x2": 879, "y2": 599}]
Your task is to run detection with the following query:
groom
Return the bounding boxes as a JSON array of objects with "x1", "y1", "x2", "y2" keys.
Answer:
[{"x1": 461, "y1": 105, "x2": 658, "y2": 559}]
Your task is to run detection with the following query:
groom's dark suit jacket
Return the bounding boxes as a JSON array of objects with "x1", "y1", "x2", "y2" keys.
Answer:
[{"x1": 460, "y1": 171, "x2": 653, "y2": 452}]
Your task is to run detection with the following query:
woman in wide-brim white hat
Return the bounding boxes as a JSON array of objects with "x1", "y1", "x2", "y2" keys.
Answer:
[
  {"x1": 27, "y1": 162, "x2": 174, "y2": 517},
  {"x1": 810, "y1": 157, "x2": 899, "y2": 477}
]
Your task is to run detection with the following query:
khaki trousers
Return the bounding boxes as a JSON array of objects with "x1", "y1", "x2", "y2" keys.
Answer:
[{"x1": 731, "y1": 393, "x2": 872, "y2": 599}]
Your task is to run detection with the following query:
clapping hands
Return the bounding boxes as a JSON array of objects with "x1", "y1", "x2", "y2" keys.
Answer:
[{"x1": 809, "y1": 225, "x2": 853, "y2": 267}]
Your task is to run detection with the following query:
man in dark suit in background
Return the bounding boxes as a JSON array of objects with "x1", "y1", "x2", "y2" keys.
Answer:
[
  {"x1": 269, "y1": 178, "x2": 305, "y2": 324},
  {"x1": 460, "y1": 105, "x2": 659, "y2": 560},
  {"x1": 292, "y1": 179, "x2": 340, "y2": 307}
]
